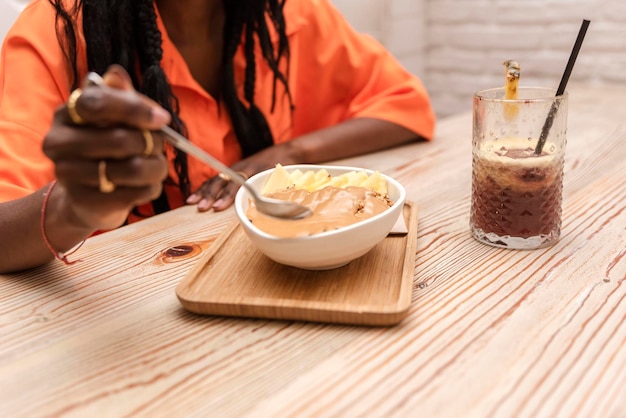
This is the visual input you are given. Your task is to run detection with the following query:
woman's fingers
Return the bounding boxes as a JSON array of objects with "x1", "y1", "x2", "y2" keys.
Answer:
[
  {"x1": 55, "y1": 155, "x2": 168, "y2": 189},
  {"x1": 58, "y1": 86, "x2": 170, "y2": 130},
  {"x1": 43, "y1": 126, "x2": 165, "y2": 160},
  {"x1": 191, "y1": 176, "x2": 227, "y2": 212},
  {"x1": 211, "y1": 184, "x2": 238, "y2": 211},
  {"x1": 57, "y1": 65, "x2": 170, "y2": 130},
  {"x1": 188, "y1": 175, "x2": 240, "y2": 212},
  {"x1": 45, "y1": 65, "x2": 170, "y2": 162},
  {"x1": 102, "y1": 64, "x2": 135, "y2": 91}
]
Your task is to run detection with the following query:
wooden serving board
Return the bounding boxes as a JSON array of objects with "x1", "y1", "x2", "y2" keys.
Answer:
[{"x1": 176, "y1": 201, "x2": 418, "y2": 326}]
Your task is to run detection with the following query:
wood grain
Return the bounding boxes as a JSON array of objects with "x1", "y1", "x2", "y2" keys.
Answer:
[
  {"x1": 0, "y1": 84, "x2": 625, "y2": 418},
  {"x1": 176, "y1": 202, "x2": 418, "y2": 326}
]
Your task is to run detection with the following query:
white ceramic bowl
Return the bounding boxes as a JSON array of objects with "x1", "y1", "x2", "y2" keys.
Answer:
[{"x1": 234, "y1": 164, "x2": 406, "y2": 270}]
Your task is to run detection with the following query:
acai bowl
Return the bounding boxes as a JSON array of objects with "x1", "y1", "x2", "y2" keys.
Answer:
[{"x1": 234, "y1": 164, "x2": 406, "y2": 270}]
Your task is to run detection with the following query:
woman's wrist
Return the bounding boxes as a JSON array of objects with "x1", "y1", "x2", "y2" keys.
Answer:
[
  {"x1": 43, "y1": 182, "x2": 96, "y2": 254},
  {"x1": 276, "y1": 133, "x2": 317, "y2": 165}
]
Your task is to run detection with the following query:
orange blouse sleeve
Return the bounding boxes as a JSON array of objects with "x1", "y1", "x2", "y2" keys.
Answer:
[
  {"x1": 0, "y1": 0, "x2": 78, "y2": 203},
  {"x1": 286, "y1": 0, "x2": 436, "y2": 142}
]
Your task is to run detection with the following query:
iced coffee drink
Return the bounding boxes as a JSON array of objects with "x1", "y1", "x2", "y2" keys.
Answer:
[
  {"x1": 470, "y1": 86, "x2": 568, "y2": 249},
  {"x1": 471, "y1": 139, "x2": 564, "y2": 248}
]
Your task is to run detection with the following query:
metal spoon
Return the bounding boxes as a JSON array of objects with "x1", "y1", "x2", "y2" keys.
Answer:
[
  {"x1": 83, "y1": 72, "x2": 313, "y2": 220},
  {"x1": 158, "y1": 126, "x2": 312, "y2": 219}
]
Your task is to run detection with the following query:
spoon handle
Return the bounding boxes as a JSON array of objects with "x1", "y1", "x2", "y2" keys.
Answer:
[{"x1": 159, "y1": 126, "x2": 247, "y2": 187}]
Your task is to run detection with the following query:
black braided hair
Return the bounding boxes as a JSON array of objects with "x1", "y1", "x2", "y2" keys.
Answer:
[
  {"x1": 220, "y1": 0, "x2": 293, "y2": 157},
  {"x1": 47, "y1": 0, "x2": 292, "y2": 207},
  {"x1": 133, "y1": 0, "x2": 190, "y2": 197}
]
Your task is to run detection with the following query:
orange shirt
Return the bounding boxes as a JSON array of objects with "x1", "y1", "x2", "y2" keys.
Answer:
[{"x1": 0, "y1": 0, "x2": 435, "y2": 218}]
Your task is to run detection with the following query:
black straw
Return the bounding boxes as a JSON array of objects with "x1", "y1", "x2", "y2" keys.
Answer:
[{"x1": 534, "y1": 19, "x2": 590, "y2": 155}]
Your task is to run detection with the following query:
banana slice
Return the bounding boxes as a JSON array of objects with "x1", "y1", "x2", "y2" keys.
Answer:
[{"x1": 261, "y1": 163, "x2": 292, "y2": 194}]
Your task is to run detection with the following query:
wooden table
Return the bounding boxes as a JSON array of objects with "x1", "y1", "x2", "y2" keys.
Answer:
[{"x1": 1, "y1": 84, "x2": 625, "y2": 417}]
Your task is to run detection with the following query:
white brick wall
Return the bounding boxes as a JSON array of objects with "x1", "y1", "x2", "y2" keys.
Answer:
[
  {"x1": 333, "y1": 0, "x2": 626, "y2": 118},
  {"x1": 424, "y1": 0, "x2": 626, "y2": 117}
]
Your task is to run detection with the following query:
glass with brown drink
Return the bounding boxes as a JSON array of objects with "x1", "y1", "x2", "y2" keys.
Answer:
[{"x1": 470, "y1": 87, "x2": 568, "y2": 249}]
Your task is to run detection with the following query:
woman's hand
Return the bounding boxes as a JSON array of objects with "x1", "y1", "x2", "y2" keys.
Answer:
[
  {"x1": 186, "y1": 141, "x2": 298, "y2": 212},
  {"x1": 42, "y1": 65, "x2": 171, "y2": 231}
]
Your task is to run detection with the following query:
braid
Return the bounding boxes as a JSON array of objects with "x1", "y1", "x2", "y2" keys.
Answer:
[
  {"x1": 49, "y1": 0, "x2": 81, "y2": 90},
  {"x1": 82, "y1": 0, "x2": 112, "y2": 75},
  {"x1": 134, "y1": 0, "x2": 190, "y2": 198},
  {"x1": 242, "y1": 10, "x2": 274, "y2": 156},
  {"x1": 263, "y1": 0, "x2": 293, "y2": 112},
  {"x1": 223, "y1": 0, "x2": 293, "y2": 157},
  {"x1": 111, "y1": 0, "x2": 137, "y2": 84},
  {"x1": 221, "y1": 5, "x2": 250, "y2": 154},
  {"x1": 243, "y1": 22, "x2": 256, "y2": 109}
]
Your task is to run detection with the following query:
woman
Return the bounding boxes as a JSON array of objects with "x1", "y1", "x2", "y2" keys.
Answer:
[{"x1": 0, "y1": 0, "x2": 435, "y2": 273}]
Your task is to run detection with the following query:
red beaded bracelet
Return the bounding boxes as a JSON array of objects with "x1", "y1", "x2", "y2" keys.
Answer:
[{"x1": 40, "y1": 180, "x2": 85, "y2": 265}]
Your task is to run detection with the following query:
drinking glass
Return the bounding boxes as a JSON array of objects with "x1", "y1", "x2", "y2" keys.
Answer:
[{"x1": 470, "y1": 87, "x2": 568, "y2": 249}]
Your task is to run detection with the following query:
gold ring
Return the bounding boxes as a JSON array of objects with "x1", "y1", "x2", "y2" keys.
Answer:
[
  {"x1": 142, "y1": 130, "x2": 154, "y2": 156},
  {"x1": 237, "y1": 171, "x2": 249, "y2": 180},
  {"x1": 67, "y1": 88, "x2": 84, "y2": 125},
  {"x1": 98, "y1": 160, "x2": 116, "y2": 193}
]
